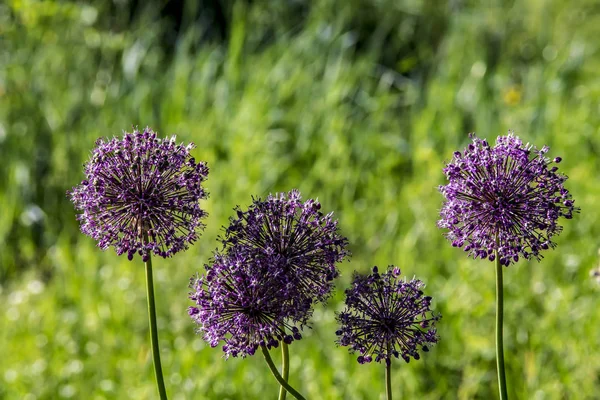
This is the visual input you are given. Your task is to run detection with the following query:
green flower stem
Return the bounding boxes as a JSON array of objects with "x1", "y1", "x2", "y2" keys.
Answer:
[
  {"x1": 260, "y1": 344, "x2": 306, "y2": 400},
  {"x1": 278, "y1": 341, "x2": 290, "y2": 400},
  {"x1": 144, "y1": 246, "x2": 168, "y2": 400},
  {"x1": 495, "y1": 250, "x2": 508, "y2": 400},
  {"x1": 385, "y1": 360, "x2": 392, "y2": 400}
]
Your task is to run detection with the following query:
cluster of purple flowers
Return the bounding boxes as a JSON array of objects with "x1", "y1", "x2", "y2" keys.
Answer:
[
  {"x1": 438, "y1": 132, "x2": 578, "y2": 266},
  {"x1": 336, "y1": 266, "x2": 440, "y2": 365},
  {"x1": 70, "y1": 127, "x2": 209, "y2": 261},
  {"x1": 70, "y1": 126, "x2": 580, "y2": 398},
  {"x1": 188, "y1": 249, "x2": 309, "y2": 358},
  {"x1": 189, "y1": 190, "x2": 350, "y2": 357}
]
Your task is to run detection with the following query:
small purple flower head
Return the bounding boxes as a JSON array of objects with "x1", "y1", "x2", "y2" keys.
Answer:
[
  {"x1": 221, "y1": 189, "x2": 349, "y2": 304},
  {"x1": 591, "y1": 248, "x2": 600, "y2": 286},
  {"x1": 438, "y1": 132, "x2": 579, "y2": 266},
  {"x1": 336, "y1": 266, "x2": 440, "y2": 365},
  {"x1": 591, "y1": 266, "x2": 600, "y2": 286},
  {"x1": 69, "y1": 127, "x2": 209, "y2": 261},
  {"x1": 189, "y1": 249, "x2": 311, "y2": 358}
]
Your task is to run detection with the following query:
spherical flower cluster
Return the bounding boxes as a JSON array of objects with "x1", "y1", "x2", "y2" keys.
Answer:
[
  {"x1": 188, "y1": 249, "x2": 310, "y2": 358},
  {"x1": 221, "y1": 189, "x2": 350, "y2": 304},
  {"x1": 336, "y1": 266, "x2": 440, "y2": 365},
  {"x1": 438, "y1": 132, "x2": 578, "y2": 266},
  {"x1": 190, "y1": 189, "x2": 349, "y2": 357},
  {"x1": 69, "y1": 127, "x2": 209, "y2": 261}
]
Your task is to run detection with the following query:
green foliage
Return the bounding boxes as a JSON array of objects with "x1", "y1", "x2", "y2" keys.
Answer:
[{"x1": 1, "y1": 0, "x2": 599, "y2": 399}]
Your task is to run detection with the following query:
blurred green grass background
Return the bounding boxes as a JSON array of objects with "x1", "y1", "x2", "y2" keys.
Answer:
[{"x1": 1, "y1": 0, "x2": 599, "y2": 398}]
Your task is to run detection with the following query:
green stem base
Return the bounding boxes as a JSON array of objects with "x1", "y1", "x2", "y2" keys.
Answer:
[
  {"x1": 495, "y1": 251, "x2": 508, "y2": 400},
  {"x1": 261, "y1": 344, "x2": 306, "y2": 400},
  {"x1": 145, "y1": 252, "x2": 168, "y2": 400},
  {"x1": 385, "y1": 360, "x2": 392, "y2": 400},
  {"x1": 279, "y1": 341, "x2": 290, "y2": 400}
]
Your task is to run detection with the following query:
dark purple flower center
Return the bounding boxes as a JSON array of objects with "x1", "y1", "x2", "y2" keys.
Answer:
[
  {"x1": 381, "y1": 316, "x2": 398, "y2": 333},
  {"x1": 242, "y1": 305, "x2": 262, "y2": 318}
]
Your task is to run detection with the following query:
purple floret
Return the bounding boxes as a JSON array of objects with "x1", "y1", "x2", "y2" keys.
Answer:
[
  {"x1": 221, "y1": 189, "x2": 350, "y2": 305},
  {"x1": 188, "y1": 249, "x2": 312, "y2": 358},
  {"x1": 438, "y1": 131, "x2": 579, "y2": 266},
  {"x1": 69, "y1": 127, "x2": 209, "y2": 261},
  {"x1": 336, "y1": 266, "x2": 440, "y2": 365}
]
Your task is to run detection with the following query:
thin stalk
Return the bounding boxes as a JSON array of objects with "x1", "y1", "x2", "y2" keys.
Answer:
[
  {"x1": 495, "y1": 250, "x2": 508, "y2": 400},
  {"x1": 260, "y1": 344, "x2": 306, "y2": 400},
  {"x1": 278, "y1": 341, "x2": 290, "y2": 400},
  {"x1": 144, "y1": 239, "x2": 168, "y2": 400},
  {"x1": 385, "y1": 360, "x2": 392, "y2": 400}
]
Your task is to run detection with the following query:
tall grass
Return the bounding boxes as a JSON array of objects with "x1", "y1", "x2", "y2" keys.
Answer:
[{"x1": 1, "y1": 0, "x2": 599, "y2": 398}]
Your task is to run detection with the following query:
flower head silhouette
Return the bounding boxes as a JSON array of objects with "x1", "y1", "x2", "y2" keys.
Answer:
[
  {"x1": 336, "y1": 266, "x2": 440, "y2": 365},
  {"x1": 189, "y1": 249, "x2": 310, "y2": 358},
  {"x1": 221, "y1": 189, "x2": 349, "y2": 304},
  {"x1": 438, "y1": 132, "x2": 578, "y2": 265},
  {"x1": 69, "y1": 127, "x2": 209, "y2": 261}
]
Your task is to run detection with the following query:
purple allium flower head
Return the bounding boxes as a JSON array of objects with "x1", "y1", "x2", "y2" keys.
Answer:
[
  {"x1": 438, "y1": 132, "x2": 579, "y2": 266},
  {"x1": 335, "y1": 266, "x2": 440, "y2": 365},
  {"x1": 188, "y1": 249, "x2": 311, "y2": 358},
  {"x1": 221, "y1": 189, "x2": 349, "y2": 304},
  {"x1": 69, "y1": 127, "x2": 209, "y2": 261}
]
